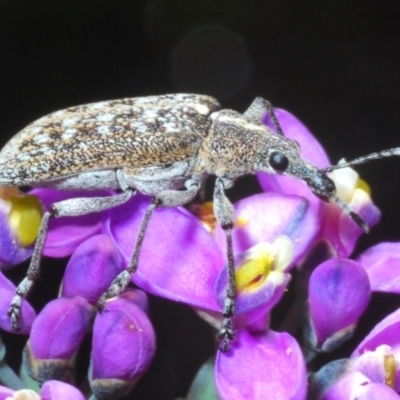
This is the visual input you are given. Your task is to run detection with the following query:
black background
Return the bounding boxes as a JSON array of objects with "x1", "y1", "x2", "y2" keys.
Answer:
[{"x1": 1, "y1": 1, "x2": 400, "y2": 399}]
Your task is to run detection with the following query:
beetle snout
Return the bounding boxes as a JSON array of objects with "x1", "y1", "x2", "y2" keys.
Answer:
[{"x1": 307, "y1": 170, "x2": 336, "y2": 202}]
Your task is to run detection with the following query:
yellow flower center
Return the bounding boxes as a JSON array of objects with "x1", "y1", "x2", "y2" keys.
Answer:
[
  {"x1": 8, "y1": 194, "x2": 43, "y2": 246},
  {"x1": 235, "y1": 236, "x2": 293, "y2": 292},
  {"x1": 235, "y1": 251, "x2": 273, "y2": 291},
  {"x1": 384, "y1": 353, "x2": 396, "y2": 388}
]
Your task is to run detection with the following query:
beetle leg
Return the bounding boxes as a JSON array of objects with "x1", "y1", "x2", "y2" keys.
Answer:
[
  {"x1": 8, "y1": 188, "x2": 136, "y2": 330},
  {"x1": 97, "y1": 183, "x2": 200, "y2": 309},
  {"x1": 213, "y1": 177, "x2": 236, "y2": 352}
]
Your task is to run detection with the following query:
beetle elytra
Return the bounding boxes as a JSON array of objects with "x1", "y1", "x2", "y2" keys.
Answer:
[{"x1": 1, "y1": 93, "x2": 399, "y2": 351}]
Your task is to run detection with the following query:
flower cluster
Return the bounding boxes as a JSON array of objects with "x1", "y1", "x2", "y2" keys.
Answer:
[{"x1": 0, "y1": 108, "x2": 399, "y2": 399}]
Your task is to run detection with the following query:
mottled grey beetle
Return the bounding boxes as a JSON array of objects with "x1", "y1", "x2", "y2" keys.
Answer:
[{"x1": 1, "y1": 93, "x2": 399, "y2": 351}]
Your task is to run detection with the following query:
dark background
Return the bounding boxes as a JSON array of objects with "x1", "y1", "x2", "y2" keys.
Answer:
[{"x1": 1, "y1": 1, "x2": 400, "y2": 399}]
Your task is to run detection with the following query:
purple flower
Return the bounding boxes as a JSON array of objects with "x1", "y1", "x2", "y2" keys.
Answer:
[
  {"x1": 0, "y1": 188, "x2": 110, "y2": 268},
  {"x1": 90, "y1": 289, "x2": 156, "y2": 398},
  {"x1": 23, "y1": 296, "x2": 91, "y2": 384},
  {"x1": 215, "y1": 236, "x2": 294, "y2": 329},
  {"x1": 0, "y1": 381, "x2": 85, "y2": 400},
  {"x1": 104, "y1": 190, "x2": 319, "y2": 319},
  {"x1": 214, "y1": 192, "x2": 319, "y2": 263},
  {"x1": 215, "y1": 329, "x2": 307, "y2": 400}
]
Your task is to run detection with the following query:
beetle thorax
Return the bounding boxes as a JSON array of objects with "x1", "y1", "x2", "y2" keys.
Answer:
[{"x1": 194, "y1": 109, "x2": 267, "y2": 179}]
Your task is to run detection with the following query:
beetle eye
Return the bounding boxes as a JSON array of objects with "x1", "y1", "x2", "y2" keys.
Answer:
[{"x1": 269, "y1": 151, "x2": 289, "y2": 172}]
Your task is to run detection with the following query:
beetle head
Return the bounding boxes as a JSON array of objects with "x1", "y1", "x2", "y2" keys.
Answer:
[{"x1": 255, "y1": 135, "x2": 369, "y2": 232}]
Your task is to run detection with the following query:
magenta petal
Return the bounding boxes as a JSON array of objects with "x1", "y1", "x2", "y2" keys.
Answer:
[
  {"x1": 31, "y1": 189, "x2": 110, "y2": 258},
  {"x1": 319, "y1": 370, "x2": 400, "y2": 400},
  {"x1": 215, "y1": 250, "x2": 291, "y2": 328},
  {"x1": 30, "y1": 296, "x2": 91, "y2": 359},
  {"x1": 356, "y1": 242, "x2": 400, "y2": 293},
  {"x1": 320, "y1": 371, "x2": 371, "y2": 400},
  {"x1": 61, "y1": 234, "x2": 124, "y2": 304},
  {"x1": 308, "y1": 258, "x2": 370, "y2": 348},
  {"x1": 215, "y1": 193, "x2": 318, "y2": 263},
  {"x1": 91, "y1": 290, "x2": 155, "y2": 381},
  {"x1": 103, "y1": 194, "x2": 224, "y2": 311},
  {"x1": 320, "y1": 198, "x2": 381, "y2": 258},
  {"x1": 0, "y1": 271, "x2": 36, "y2": 333},
  {"x1": 118, "y1": 288, "x2": 149, "y2": 313},
  {"x1": 356, "y1": 383, "x2": 400, "y2": 400},
  {"x1": 351, "y1": 346, "x2": 392, "y2": 385},
  {"x1": 40, "y1": 380, "x2": 85, "y2": 400},
  {"x1": 215, "y1": 329, "x2": 307, "y2": 400},
  {"x1": 352, "y1": 307, "x2": 400, "y2": 357},
  {"x1": 0, "y1": 386, "x2": 14, "y2": 399}
]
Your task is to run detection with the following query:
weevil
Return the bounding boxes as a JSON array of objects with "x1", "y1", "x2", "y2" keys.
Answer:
[{"x1": 1, "y1": 93, "x2": 399, "y2": 351}]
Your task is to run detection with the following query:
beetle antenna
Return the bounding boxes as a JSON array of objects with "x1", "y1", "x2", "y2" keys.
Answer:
[
  {"x1": 331, "y1": 194, "x2": 369, "y2": 233},
  {"x1": 322, "y1": 147, "x2": 400, "y2": 172},
  {"x1": 264, "y1": 102, "x2": 285, "y2": 136}
]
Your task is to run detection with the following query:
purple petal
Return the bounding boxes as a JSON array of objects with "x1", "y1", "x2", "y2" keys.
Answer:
[
  {"x1": 103, "y1": 194, "x2": 224, "y2": 311},
  {"x1": 351, "y1": 345, "x2": 393, "y2": 386},
  {"x1": 215, "y1": 193, "x2": 318, "y2": 263},
  {"x1": 320, "y1": 371, "x2": 371, "y2": 400},
  {"x1": 319, "y1": 192, "x2": 381, "y2": 258},
  {"x1": 31, "y1": 189, "x2": 110, "y2": 258},
  {"x1": 61, "y1": 234, "x2": 124, "y2": 304},
  {"x1": 308, "y1": 258, "x2": 370, "y2": 349},
  {"x1": 352, "y1": 307, "x2": 400, "y2": 357},
  {"x1": 215, "y1": 240, "x2": 292, "y2": 328},
  {"x1": 0, "y1": 386, "x2": 14, "y2": 399},
  {"x1": 215, "y1": 329, "x2": 307, "y2": 400},
  {"x1": 118, "y1": 288, "x2": 149, "y2": 313},
  {"x1": 0, "y1": 271, "x2": 36, "y2": 333},
  {"x1": 40, "y1": 380, "x2": 85, "y2": 400},
  {"x1": 29, "y1": 296, "x2": 91, "y2": 359},
  {"x1": 356, "y1": 242, "x2": 400, "y2": 293},
  {"x1": 356, "y1": 383, "x2": 400, "y2": 400},
  {"x1": 91, "y1": 289, "x2": 155, "y2": 381},
  {"x1": 319, "y1": 370, "x2": 400, "y2": 400}
]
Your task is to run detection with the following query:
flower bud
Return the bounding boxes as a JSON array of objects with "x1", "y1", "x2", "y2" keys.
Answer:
[
  {"x1": 23, "y1": 296, "x2": 91, "y2": 384},
  {"x1": 90, "y1": 289, "x2": 155, "y2": 399},
  {"x1": 306, "y1": 258, "x2": 370, "y2": 351}
]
